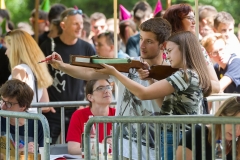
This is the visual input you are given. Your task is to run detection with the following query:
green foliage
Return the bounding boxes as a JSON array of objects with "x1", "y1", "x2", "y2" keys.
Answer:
[{"x1": 5, "y1": 0, "x2": 240, "y2": 32}]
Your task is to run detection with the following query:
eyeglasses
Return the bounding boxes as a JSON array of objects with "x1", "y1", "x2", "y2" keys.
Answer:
[
  {"x1": 0, "y1": 99, "x2": 18, "y2": 109},
  {"x1": 210, "y1": 48, "x2": 224, "y2": 57},
  {"x1": 62, "y1": 9, "x2": 83, "y2": 20},
  {"x1": 184, "y1": 16, "x2": 195, "y2": 22},
  {"x1": 93, "y1": 85, "x2": 113, "y2": 92}
]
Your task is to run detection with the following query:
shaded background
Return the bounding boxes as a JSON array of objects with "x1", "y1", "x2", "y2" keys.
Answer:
[{"x1": 6, "y1": 0, "x2": 240, "y2": 33}]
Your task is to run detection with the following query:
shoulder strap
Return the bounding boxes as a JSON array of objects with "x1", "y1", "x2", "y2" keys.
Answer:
[
  {"x1": 32, "y1": 72, "x2": 38, "y2": 102},
  {"x1": 50, "y1": 38, "x2": 55, "y2": 52}
]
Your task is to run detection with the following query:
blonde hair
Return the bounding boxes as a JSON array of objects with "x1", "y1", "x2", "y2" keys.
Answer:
[
  {"x1": 201, "y1": 33, "x2": 227, "y2": 54},
  {"x1": 167, "y1": 31, "x2": 212, "y2": 97},
  {"x1": 5, "y1": 29, "x2": 52, "y2": 88},
  {"x1": 208, "y1": 97, "x2": 240, "y2": 158}
]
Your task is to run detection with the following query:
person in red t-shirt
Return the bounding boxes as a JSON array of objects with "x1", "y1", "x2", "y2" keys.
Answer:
[{"x1": 66, "y1": 79, "x2": 115, "y2": 155}]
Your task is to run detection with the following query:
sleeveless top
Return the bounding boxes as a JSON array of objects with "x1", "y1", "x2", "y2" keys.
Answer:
[{"x1": 9, "y1": 64, "x2": 43, "y2": 113}]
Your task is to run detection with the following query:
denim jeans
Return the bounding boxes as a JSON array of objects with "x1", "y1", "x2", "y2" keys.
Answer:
[{"x1": 161, "y1": 131, "x2": 182, "y2": 160}]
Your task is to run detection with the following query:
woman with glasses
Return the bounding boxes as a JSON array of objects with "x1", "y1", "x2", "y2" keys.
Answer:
[
  {"x1": 201, "y1": 33, "x2": 240, "y2": 94},
  {"x1": 66, "y1": 79, "x2": 115, "y2": 155},
  {"x1": 177, "y1": 96, "x2": 240, "y2": 160},
  {"x1": 4, "y1": 29, "x2": 53, "y2": 113},
  {"x1": 163, "y1": 4, "x2": 220, "y2": 95}
]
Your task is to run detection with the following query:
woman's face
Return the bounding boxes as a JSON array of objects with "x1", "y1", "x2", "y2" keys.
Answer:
[
  {"x1": 181, "y1": 11, "x2": 196, "y2": 33},
  {"x1": 88, "y1": 79, "x2": 112, "y2": 107},
  {"x1": 166, "y1": 41, "x2": 183, "y2": 68},
  {"x1": 225, "y1": 112, "x2": 240, "y2": 141}
]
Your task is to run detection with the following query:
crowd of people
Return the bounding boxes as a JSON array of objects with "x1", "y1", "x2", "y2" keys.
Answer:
[{"x1": 0, "y1": 0, "x2": 240, "y2": 159}]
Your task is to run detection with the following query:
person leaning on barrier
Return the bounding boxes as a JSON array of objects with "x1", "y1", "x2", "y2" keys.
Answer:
[
  {"x1": 177, "y1": 97, "x2": 240, "y2": 160},
  {"x1": 0, "y1": 79, "x2": 44, "y2": 153},
  {"x1": 66, "y1": 79, "x2": 115, "y2": 155},
  {"x1": 201, "y1": 33, "x2": 240, "y2": 94}
]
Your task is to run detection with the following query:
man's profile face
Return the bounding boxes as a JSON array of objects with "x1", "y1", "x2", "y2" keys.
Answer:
[
  {"x1": 215, "y1": 22, "x2": 234, "y2": 40},
  {"x1": 62, "y1": 14, "x2": 83, "y2": 38},
  {"x1": 139, "y1": 30, "x2": 161, "y2": 60},
  {"x1": 0, "y1": 96, "x2": 24, "y2": 112}
]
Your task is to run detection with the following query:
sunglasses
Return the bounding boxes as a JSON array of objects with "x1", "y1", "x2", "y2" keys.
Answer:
[{"x1": 62, "y1": 9, "x2": 83, "y2": 20}]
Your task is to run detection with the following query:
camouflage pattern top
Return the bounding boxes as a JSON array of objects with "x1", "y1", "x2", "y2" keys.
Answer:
[{"x1": 161, "y1": 69, "x2": 203, "y2": 115}]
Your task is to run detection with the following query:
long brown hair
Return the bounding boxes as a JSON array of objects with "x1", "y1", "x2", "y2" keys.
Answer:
[{"x1": 167, "y1": 31, "x2": 212, "y2": 96}]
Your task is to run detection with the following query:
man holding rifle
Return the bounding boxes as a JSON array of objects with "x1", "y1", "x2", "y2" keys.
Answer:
[{"x1": 47, "y1": 17, "x2": 171, "y2": 159}]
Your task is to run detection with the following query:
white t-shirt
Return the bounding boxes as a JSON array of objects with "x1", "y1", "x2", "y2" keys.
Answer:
[
  {"x1": 9, "y1": 64, "x2": 43, "y2": 113},
  {"x1": 109, "y1": 58, "x2": 160, "y2": 159}
]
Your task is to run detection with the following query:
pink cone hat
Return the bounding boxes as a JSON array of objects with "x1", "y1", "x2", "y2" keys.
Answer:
[
  {"x1": 153, "y1": 0, "x2": 163, "y2": 16},
  {"x1": 119, "y1": 4, "x2": 131, "y2": 20}
]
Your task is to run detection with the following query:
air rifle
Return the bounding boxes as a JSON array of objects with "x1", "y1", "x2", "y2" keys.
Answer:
[{"x1": 70, "y1": 55, "x2": 178, "y2": 80}]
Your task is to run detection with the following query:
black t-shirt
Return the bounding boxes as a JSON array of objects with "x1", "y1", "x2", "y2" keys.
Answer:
[
  {"x1": 40, "y1": 37, "x2": 95, "y2": 104},
  {"x1": 0, "y1": 46, "x2": 10, "y2": 86},
  {"x1": 179, "y1": 125, "x2": 232, "y2": 160},
  {"x1": 1, "y1": 116, "x2": 44, "y2": 147}
]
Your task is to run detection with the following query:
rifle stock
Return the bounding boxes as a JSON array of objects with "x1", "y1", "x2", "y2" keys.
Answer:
[{"x1": 70, "y1": 55, "x2": 178, "y2": 80}]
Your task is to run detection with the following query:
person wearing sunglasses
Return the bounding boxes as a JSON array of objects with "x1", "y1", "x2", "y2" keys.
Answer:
[
  {"x1": 201, "y1": 33, "x2": 240, "y2": 94},
  {"x1": 40, "y1": 8, "x2": 96, "y2": 144},
  {"x1": 0, "y1": 79, "x2": 44, "y2": 153},
  {"x1": 66, "y1": 79, "x2": 115, "y2": 155}
]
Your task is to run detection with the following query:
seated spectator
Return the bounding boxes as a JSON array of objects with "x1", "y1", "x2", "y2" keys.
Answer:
[
  {"x1": 201, "y1": 33, "x2": 240, "y2": 93},
  {"x1": 96, "y1": 31, "x2": 129, "y2": 58},
  {"x1": 177, "y1": 96, "x2": 240, "y2": 160},
  {"x1": 66, "y1": 79, "x2": 115, "y2": 155},
  {"x1": 89, "y1": 12, "x2": 108, "y2": 46},
  {"x1": 0, "y1": 79, "x2": 44, "y2": 152}
]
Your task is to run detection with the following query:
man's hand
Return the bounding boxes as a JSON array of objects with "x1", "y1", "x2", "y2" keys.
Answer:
[{"x1": 46, "y1": 52, "x2": 63, "y2": 70}]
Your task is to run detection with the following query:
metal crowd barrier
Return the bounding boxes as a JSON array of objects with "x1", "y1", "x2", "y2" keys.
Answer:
[
  {"x1": 84, "y1": 115, "x2": 240, "y2": 160},
  {"x1": 31, "y1": 101, "x2": 117, "y2": 144},
  {"x1": 0, "y1": 110, "x2": 50, "y2": 160}
]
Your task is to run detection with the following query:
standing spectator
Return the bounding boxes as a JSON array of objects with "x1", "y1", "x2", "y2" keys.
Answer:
[
  {"x1": 163, "y1": 3, "x2": 220, "y2": 94},
  {"x1": 40, "y1": 8, "x2": 96, "y2": 144},
  {"x1": 96, "y1": 31, "x2": 129, "y2": 58},
  {"x1": 0, "y1": 46, "x2": 10, "y2": 86},
  {"x1": 29, "y1": 9, "x2": 49, "y2": 39},
  {"x1": 89, "y1": 12, "x2": 108, "y2": 46},
  {"x1": 39, "y1": 3, "x2": 67, "y2": 45},
  {"x1": 214, "y1": 11, "x2": 240, "y2": 55},
  {"x1": 5, "y1": 29, "x2": 53, "y2": 113},
  {"x1": 67, "y1": 79, "x2": 115, "y2": 155},
  {"x1": 199, "y1": 5, "x2": 218, "y2": 38},
  {"x1": 119, "y1": 19, "x2": 137, "y2": 49},
  {"x1": 125, "y1": 1, "x2": 152, "y2": 57}
]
